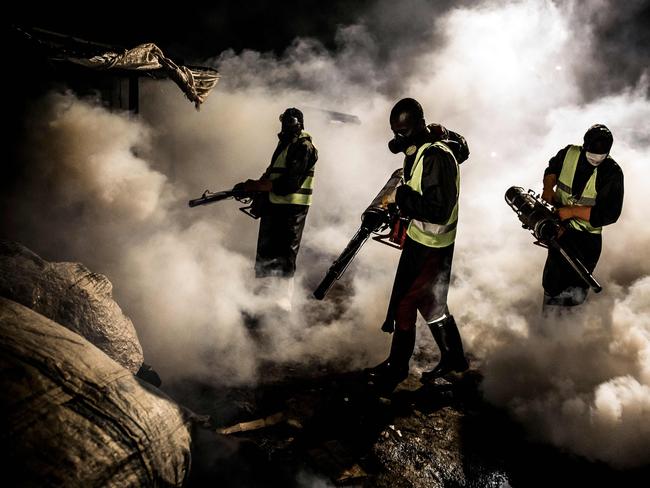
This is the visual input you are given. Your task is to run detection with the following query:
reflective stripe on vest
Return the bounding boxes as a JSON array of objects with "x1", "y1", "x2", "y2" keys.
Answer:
[
  {"x1": 405, "y1": 141, "x2": 460, "y2": 248},
  {"x1": 269, "y1": 130, "x2": 315, "y2": 205},
  {"x1": 554, "y1": 145, "x2": 602, "y2": 234}
]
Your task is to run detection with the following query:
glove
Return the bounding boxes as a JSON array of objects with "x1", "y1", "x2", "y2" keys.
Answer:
[
  {"x1": 542, "y1": 189, "x2": 555, "y2": 205},
  {"x1": 386, "y1": 202, "x2": 399, "y2": 218},
  {"x1": 395, "y1": 184, "x2": 414, "y2": 203},
  {"x1": 243, "y1": 179, "x2": 273, "y2": 192}
]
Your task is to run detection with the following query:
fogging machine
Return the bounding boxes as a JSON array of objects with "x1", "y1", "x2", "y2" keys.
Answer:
[
  {"x1": 313, "y1": 168, "x2": 408, "y2": 300},
  {"x1": 505, "y1": 186, "x2": 602, "y2": 293},
  {"x1": 188, "y1": 187, "x2": 260, "y2": 219}
]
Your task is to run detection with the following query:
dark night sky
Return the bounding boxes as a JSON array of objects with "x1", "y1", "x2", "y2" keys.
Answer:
[
  {"x1": 8, "y1": 0, "x2": 650, "y2": 99},
  {"x1": 8, "y1": 1, "x2": 373, "y2": 58}
]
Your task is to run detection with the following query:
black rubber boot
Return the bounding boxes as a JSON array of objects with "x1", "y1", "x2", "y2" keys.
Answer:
[
  {"x1": 365, "y1": 328, "x2": 415, "y2": 392},
  {"x1": 421, "y1": 315, "x2": 469, "y2": 383}
]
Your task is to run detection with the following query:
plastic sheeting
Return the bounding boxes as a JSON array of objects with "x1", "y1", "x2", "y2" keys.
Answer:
[{"x1": 69, "y1": 42, "x2": 220, "y2": 109}]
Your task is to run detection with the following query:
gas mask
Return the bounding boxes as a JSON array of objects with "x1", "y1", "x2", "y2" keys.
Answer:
[
  {"x1": 388, "y1": 133, "x2": 411, "y2": 154},
  {"x1": 586, "y1": 152, "x2": 607, "y2": 166},
  {"x1": 280, "y1": 115, "x2": 300, "y2": 136},
  {"x1": 389, "y1": 125, "x2": 422, "y2": 155},
  {"x1": 279, "y1": 109, "x2": 303, "y2": 138}
]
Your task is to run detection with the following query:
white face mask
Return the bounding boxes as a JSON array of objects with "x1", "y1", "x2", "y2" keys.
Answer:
[{"x1": 586, "y1": 152, "x2": 607, "y2": 166}]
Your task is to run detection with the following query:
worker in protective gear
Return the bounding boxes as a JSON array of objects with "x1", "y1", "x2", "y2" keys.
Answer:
[
  {"x1": 541, "y1": 124, "x2": 624, "y2": 307},
  {"x1": 237, "y1": 107, "x2": 318, "y2": 313},
  {"x1": 366, "y1": 98, "x2": 470, "y2": 393}
]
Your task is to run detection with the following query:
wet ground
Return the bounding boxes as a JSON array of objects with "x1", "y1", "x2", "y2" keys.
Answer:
[{"x1": 166, "y1": 362, "x2": 649, "y2": 487}]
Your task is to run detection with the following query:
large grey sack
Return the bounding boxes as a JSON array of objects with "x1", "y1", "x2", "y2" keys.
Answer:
[
  {"x1": 0, "y1": 239, "x2": 143, "y2": 372},
  {"x1": 0, "y1": 297, "x2": 191, "y2": 487}
]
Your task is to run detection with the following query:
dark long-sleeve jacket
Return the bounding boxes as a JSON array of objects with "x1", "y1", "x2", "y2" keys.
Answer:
[
  {"x1": 385, "y1": 126, "x2": 467, "y2": 327},
  {"x1": 255, "y1": 133, "x2": 317, "y2": 278},
  {"x1": 395, "y1": 126, "x2": 467, "y2": 224},
  {"x1": 266, "y1": 133, "x2": 318, "y2": 196},
  {"x1": 545, "y1": 145, "x2": 624, "y2": 228}
]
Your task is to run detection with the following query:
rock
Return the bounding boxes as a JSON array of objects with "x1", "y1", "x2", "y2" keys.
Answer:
[
  {"x1": 0, "y1": 297, "x2": 191, "y2": 487},
  {"x1": 374, "y1": 409, "x2": 475, "y2": 487},
  {"x1": 371, "y1": 380, "x2": 509, "y2": 488},
  {"x1": 0, "y1": 239, "x2": 143, "y2": 372}
]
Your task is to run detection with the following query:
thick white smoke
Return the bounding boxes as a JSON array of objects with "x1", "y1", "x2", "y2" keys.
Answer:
[
  {"x1": 421, "y1": 2, "x2": 650, "y2": 469},
  {"x1": 6, "y1": 0, "x2": 649, "y2": 468}
]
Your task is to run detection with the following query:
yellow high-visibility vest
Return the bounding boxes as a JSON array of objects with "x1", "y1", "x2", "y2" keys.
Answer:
[
  {"x1": 554, "y1": 145, "x2": 602, "y2": 234},
  {"x1": 405, "y1": 141, "x2": 459, "y2": 248},
  {"x1": 268, "y1": 131, "x2": 315, "y2": 205}
]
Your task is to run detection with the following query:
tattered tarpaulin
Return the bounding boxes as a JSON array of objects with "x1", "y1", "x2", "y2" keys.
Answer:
[{"x1": 69, "y1": 42, "x2": 220, "y2": 109}]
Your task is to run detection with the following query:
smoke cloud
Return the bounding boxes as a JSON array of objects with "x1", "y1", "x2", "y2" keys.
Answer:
[{"x1": 3, "y1": 0, "x2": 648, "y2": 468}]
